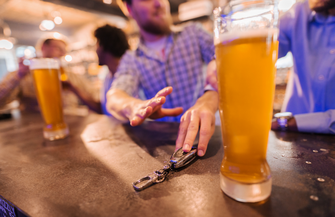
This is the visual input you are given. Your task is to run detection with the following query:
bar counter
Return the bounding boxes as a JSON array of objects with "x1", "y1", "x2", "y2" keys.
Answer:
[{"x1": 0, "y1": 112, "x2": 335, "y2": 217}]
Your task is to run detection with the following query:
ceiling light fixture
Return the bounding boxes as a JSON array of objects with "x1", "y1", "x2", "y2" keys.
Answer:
[{"x1": 0, "y1": 19, "x2": 15, "y2": 50}]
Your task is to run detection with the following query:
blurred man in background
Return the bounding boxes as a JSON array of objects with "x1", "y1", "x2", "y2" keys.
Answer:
[
  {"x1": 94, "y1": 24, "x2": 129, "y2": 115},
  {"x1": 206, "y1": 0, "x2": 335, "y2": 134},
  {"x1": 0, "y1": 36, "x2": 99, "y2": 113},
  {"x1": 270, "y1": 0, "x2": 335, "y2": 134},
  {"x1": 107, "y1": 0, "x2": 218, "y2": 157}
]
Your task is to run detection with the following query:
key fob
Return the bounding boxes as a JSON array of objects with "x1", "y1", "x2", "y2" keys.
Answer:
[{"x1": 170, "y1": 145, "x2": 198, "y2": 169}]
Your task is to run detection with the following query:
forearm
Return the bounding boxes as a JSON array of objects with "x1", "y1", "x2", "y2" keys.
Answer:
[
  {"x1": 295, "y1": 110, "x2": 335, "y2": 134},
  {"x1": 106, "y1": 89, "x2": 142, "y2": 122},
  {"x1": 70, "y1": 85, "x2": 102, "y2": 114},
  {"x1": 195, "y1": 90, "x2": 219, "y2": 113},
  {"x1": 0, "y1": 71, "x2": 21, "y2": 104}
]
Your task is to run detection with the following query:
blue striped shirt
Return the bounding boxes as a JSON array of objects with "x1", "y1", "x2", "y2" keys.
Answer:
[{"x1": 279, "y1": 1, "x2": 335, "y2": 134}]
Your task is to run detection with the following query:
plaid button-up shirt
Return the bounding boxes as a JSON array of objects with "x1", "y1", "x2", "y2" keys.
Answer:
[{"x1": 111, "y1": 23, "x2": 215, "y2": 122}]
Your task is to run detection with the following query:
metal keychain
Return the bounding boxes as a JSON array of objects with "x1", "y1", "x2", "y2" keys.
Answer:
[{"x1": 132, "y1": 145, "x2": 198, "y2": 191}]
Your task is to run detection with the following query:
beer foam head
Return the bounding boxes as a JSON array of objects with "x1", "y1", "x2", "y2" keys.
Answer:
[
  {"x1": 214, "y1": 28, "x2": 278, "y2": 45},
  {"x1": 29, "y1": 58, "x2": 59, "y2": 70}
]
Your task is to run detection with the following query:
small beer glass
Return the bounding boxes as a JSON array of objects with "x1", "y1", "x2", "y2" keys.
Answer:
[
  {"x1": 214, "y1": 0, "x2": 279, "y2": 202},
  {"x1": 30, "y1": 58, "x2": 69, "y2": 140}
]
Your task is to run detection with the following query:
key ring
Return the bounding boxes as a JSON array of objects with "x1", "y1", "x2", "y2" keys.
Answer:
[
  {"x1": 133, "y1": 146, "x2": 198, "y2": 191},
  {"x1": 133, "y1": 169, "x2": 169, "y2": 191}
]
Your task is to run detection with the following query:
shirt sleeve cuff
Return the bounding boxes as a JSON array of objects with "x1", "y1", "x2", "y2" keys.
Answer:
[
  {"x1": 295, "y1": 111, "x2": 335, "y2": 134},
  {"x1": 204, "y1": 84, "x2": 216, "y2": 92}
]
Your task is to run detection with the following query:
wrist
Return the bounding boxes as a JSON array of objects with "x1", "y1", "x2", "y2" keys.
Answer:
[
  {"x1": 17, "y1": 70, "x2": 26, "y2": 79},
  {"x1": 203, "y1": 90, "x2": 219, "y2": 112},
  {"x1": 287, "y1": 117, "x2": 298, "y2": 132}
]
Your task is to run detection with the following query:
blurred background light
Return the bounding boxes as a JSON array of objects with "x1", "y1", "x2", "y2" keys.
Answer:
[
  {"x1": 65, "y1": 54, "x2": 72, "y2": 62},
  {"x1": 276, "y1": 52, "x2": 293, "y2": 68},
  {"x1": 0, "y1": 39, "x2": 13, "y2": 50},
  {"x1": 40, "y1": 20, "x2": 55, "y2": 31},
  {"x1": 103, "y1": 0, "x2": 112, "y2": 4},
  {"x1": 23, "y1": 59, "x2": 31, "y2": 66},
  {"x1": 54, "y1": 16, "x2": 63, "y2": 25},
  {"x1": 178, "y1": 0, "x2": 213, "y2": 22},
  {"x1": 53, "y1": 32, "x2": 61, "y2": 39},
  {"x1": 24, "y1": 46, "x2": 36, "y2": 58},
  {"x1": 278, "y1": 0, "x2": 296, "y2": 12}
]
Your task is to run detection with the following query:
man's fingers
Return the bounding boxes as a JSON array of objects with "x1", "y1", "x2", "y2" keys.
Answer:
[
  {"x1": 160, "y1": 107, "x2": 183, "y2": 117},
  {"x1": 182, "y1": 111, "x2": 200, "y2": 153},
  {"x1": 197, "y1": 114, "x2": 215, "y2": 157},
  {"x1": 155, "y1": 86, "x2": 173, "y2": 97},
  {"x1": 149, "y1": 107, "x2": 183, "y2": 119},
  {"x1": 175, "y1": 112, "x2": 191, "y2": 151},
  {"x1": 147, "y1": 96, "x2": 166, "y2": 109},
  {"x1": 131, "y1": 106, "x2": 153, "y2": 126}
]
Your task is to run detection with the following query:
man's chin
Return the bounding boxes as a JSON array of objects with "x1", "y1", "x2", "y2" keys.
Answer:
[
  {"x1": 312, "y1": 6, "x2": 328, "y2": 13},
  {"x1": 311, "y1": 0, "x2": 335, "y2": 13},
  {"x1": 143, "y1": 23, "x2": 171, "y2": 35}
]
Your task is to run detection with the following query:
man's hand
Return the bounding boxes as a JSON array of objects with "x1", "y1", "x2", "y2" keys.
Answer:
[
  {"x1": 206, "y1": 60, "x2": 218, "y2": 91},
  {"x1": 271, "y1": 117, "x2": 298, "y2": 132},
  {"x1": 175, "y1": 91, "x2": 218, "y2": 157},
  {"x1": 17, "y1": 58, "x2": 30, "y2": 78},
  {"x1": 129, "y1": 87, "x2": 183, "y2": 126}
]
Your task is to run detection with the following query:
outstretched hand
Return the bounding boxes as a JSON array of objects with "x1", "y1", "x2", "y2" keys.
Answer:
[
  {"x1": 130, "y1": 87, "x2": 183, "y2": 126},
  {"x1": 17, "y1": 58, "x2": 30, "y2": 78}
]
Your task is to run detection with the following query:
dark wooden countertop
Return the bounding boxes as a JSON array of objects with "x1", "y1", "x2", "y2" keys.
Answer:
[{"x1": 0, "y1": 112, "x2": 334, "y2": 217}]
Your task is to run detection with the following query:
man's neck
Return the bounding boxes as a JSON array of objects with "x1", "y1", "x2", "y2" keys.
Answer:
[
  {"x1": 329, "y1": 7, "x2": 335, "y2": 16},
  {"x1": 140, "y1": 29, "x2": 166, "y2": 43},
  {"x1": 106, "y1": 56, "x2": 120, "y2": 76}
]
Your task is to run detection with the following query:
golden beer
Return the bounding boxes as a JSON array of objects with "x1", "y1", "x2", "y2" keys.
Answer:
[
  {"x1": 214, "y1": 2, "x2": 279, "y2": 201},
  {"x1": 30, "y1": 58, "x2": 69, "y2": 140}
]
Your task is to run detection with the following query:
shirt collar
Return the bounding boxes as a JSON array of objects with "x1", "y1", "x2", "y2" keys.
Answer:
[
  {"x1": 137, "y1": 32, "x2": 174, "y2": 53},
  {"x1": 136, "y1": 32, "x2": 175, "y2": 62},
  {"x1": 308, "y1": 8, "x2": 335, "y2": 24}
]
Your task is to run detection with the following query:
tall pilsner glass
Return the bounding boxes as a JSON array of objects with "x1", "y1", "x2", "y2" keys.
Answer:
[
  {"x1": 214, "y1": 0, "x2": 279, "y2": 202},
  {"x1": 30, "y1": 58, "x2": 69, "y2": 140}
]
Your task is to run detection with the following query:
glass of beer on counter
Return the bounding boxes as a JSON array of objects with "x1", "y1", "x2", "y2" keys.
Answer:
[
  {"x1": 30, "y1": 58, "x2": 69, "y2": 141},
  {"x1": 214, "y1": 0, "x2": 279, "y2": 202}
]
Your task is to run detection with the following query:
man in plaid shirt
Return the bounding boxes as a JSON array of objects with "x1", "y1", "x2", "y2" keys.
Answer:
[{"x1": 107, "y1": 0, "x2": 219, "y2": 157}]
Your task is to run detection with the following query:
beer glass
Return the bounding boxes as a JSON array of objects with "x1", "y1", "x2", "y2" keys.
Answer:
[
  {"x1": 30, "y1": 58, "x2": 69, "y2": 140},
  {"x1": 214, "y1": 0, "x2": 279, "y2": 202}
]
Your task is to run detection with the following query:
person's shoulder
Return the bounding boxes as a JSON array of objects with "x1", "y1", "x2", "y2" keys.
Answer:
[
  {"x1": 123, "y1": 49, "x2": 136, "y2": 57},
  {"x1": 181, "y1": 22, "x2": 203, "y2": 32},
  {"x1": 117, "y1": 49, "x2": 140, "y2": 72},
  {"x1": 119, "y1": 49, "x2": 137, "y2": 62}
]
